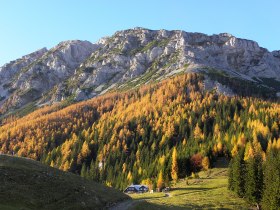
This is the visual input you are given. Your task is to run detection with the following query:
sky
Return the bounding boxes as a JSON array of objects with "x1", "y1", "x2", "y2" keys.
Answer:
[{"x1": 0, "y1": 0, "x2": 279, "y2": 66}]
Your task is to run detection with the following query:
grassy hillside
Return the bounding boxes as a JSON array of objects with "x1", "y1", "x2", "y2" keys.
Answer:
[
  {"x1": 116, "y1": 167, "x2": 250, "y2": 210},
  {"x1": 0, "y1": 154, "x2": 129, "y2": 210}
]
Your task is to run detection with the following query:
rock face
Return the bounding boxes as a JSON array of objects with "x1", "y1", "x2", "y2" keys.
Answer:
[
  {"x1": 0, "y1": 40, "x2": 98, "y2": 111},
  {"x1": 0, "y1": 48, "x2": 48, "y2": 107},
  {"x1": 0, "y1": 28, "x2": 279, "y2": 114}
]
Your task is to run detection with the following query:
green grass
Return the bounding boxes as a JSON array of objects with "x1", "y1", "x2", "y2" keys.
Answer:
[
  {"x1": 0, "y1": 155, "x2": 129, "y2": 210},
  {"x1": 127, "y1": 168, "x2": 249, "y2": 210}
]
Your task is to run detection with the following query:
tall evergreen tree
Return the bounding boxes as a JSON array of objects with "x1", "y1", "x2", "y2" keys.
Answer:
[
  {"x1": 232, "y1": 149, "x2": 245, "y2": 197},
  {"x1": 244, "y1": 156, "x2": 263, "y2": 207},
  {"x1": 228, "y1": 158, "x2": 234, "y2": 191},
  {"x1": 262, "y1": 149, "x2": 280, "y2": 210},
  {"x1": 81, "y1": 162, "x2": 87, "y2": 178},
  {"x1": 89, "y1": 159, "x2": 98, "y2": 181}
]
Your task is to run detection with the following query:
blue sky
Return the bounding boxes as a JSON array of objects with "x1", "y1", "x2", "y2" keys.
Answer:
[{"x1": 0, "y1": 0, "x2": 279, "y2": 66}]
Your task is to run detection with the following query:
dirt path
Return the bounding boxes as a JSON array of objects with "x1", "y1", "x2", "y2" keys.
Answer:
[{"x1": 108, "y1": 199, "x2": 141, "y2": 210}]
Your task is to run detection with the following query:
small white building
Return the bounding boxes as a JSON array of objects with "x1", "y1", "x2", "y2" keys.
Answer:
[{"x1": 123, "y1": 184, "x2": 149, "y2": 194}]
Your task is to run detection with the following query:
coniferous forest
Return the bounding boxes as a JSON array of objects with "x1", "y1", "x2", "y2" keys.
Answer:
[
  {"x1": 228, "y1": 140, "x2": 280, "y2": 209},
  {"x1": 0, "y1": 73, "x2": 279, "y2": 208}
]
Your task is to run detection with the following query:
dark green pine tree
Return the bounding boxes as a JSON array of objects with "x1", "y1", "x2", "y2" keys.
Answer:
[
  {"x1": 89, "y1": 159, "x2": 99, "y2": 181},
  {"x1": 244, "y1": 156, "x2": 263, "y2": 207},
  {"x1": 81, "y1": 162, "x2": 87, "y2": 178},
  {"x1": 255, "y1": 155, "x2": 263, "y2": 205},
  {"x1": 245, "y1": 158, "x2": 256, "y2": 201},
  {"x1": 228, "y1": 158, "x2": 234, "y2": 191},
  {"x1": 261, "y1": 149, "x2": 280, "y2": 210},
  {"x1": 232, "y1": 149, "x2": 245, "y2": 197}
]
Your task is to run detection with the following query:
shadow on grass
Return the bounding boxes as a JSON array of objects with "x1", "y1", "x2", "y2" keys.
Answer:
[
  {"x1": 212, "y1": 157, "x2": 229, "y2": 168},
  {"x1": 132, "y1": 187, "x2": 219, "y2": 201},
  {"x1": 174, "y1": 187, "x2": 221, "y2": 198},
  {"x1": 171, "y1": 187, "x2": 210, "y2": 191},
  {"x1": 129, "y1": 187, "x2": 224, "y2": 210},
  {"x1": 130, "y1": 199, "x2": 219, "y2": 210}
]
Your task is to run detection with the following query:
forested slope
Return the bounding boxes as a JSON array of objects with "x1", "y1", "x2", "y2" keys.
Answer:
[{"x1": 0, "y1": 73, "x2": 279, "y2": 191}]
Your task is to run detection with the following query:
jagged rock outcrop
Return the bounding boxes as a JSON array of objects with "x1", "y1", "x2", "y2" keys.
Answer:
[
  {"x1": 0, "y1": 48, "x2": 48, "y2": 82},
  {"x1": 0, "y1": 48, "x2": 48, "y2": 107},
  {"x1": 60, "y1": 28, "x2": 279, "y2": 102},
  {"x1": 0, "y1": 40, "x2": 98, "y2": 111},
  {"x1": 0, "y1": 28, "x2": 279, "y2": 115}
]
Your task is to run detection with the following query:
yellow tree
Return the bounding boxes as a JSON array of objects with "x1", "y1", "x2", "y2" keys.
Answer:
[
  {"x1": 202, "y1": 156, "x2": 210, "y2": 170},
  {"x1": 231, "y1": 144, "x2": 238, "y2": 157},
  {"x1": 127, "y1": 171, "x2": 133, "y2": 184},
  {"x1": 141, "y1": 178, "x2": 153, "y2": 191},
  {"x1": 194, "y1": 123, "x2": 203, "y2": 141},
  {"x1": 157, "y1": 170, "x2": 164, "y2": 190},
  {"x1": 171, "y1": 147, "x2": 178, "y2": 182},
  {"x1": 81, "y1": 141, "x2": 90, "y2": 158},
  {"x1": 244, "y1": 142, "x2": 254, "y2": 161}
]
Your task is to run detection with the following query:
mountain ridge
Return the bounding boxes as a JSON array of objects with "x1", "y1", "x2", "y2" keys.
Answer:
[{"x1": 1, "y1": 28, "x2": 279, "y2": 116}]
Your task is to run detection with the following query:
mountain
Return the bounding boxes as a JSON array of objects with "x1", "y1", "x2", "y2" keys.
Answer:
[
  {"x1": 1, "y1": 28, "x2": 280, "y2": 117},
  {"x1": 0, "y1": 154, "x2": 128, "y2": 210},
  {"x1": 0, "y1": 28, "x2": 279, "y2": 210}
]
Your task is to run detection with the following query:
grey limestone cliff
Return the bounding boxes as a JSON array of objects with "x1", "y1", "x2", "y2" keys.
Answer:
[{"x1": 1, "y1": 28, "x2": 279, "y2": 115}]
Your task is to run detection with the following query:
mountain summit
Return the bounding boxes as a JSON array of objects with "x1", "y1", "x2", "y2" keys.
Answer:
[{"x1": 0, "y1": 28, "x2": 279, "y2": 115}]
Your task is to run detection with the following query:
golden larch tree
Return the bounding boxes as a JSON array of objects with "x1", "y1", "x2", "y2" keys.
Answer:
[
  {"x1": 171, "y1": 147, "x2": 178, "y2": 182},
  {"x1": 157, "y1": 170, "x2": 164, "y2": 190}
]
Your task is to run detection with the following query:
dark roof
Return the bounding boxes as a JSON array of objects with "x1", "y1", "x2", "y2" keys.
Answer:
[{"x1": 125, "y1": 185, "x2": 148, "y2": 191}]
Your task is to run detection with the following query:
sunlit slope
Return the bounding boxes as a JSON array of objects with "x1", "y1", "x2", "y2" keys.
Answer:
[{"x1": 0, "y1": 73, "x2": 279, "y2": 191}]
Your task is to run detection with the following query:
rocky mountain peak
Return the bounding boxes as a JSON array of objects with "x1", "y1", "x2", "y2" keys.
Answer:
[
  {"x1": 21, "y1": 47, "x2": 48, "y2": 60},
  {"x1": 0, "y1": 28, "x2": 279, "y2": 116},
  {"x1": 0, "y1": 40, "x2": 98, "y2": 111},
  {"x1": 44, "y1": 40, "x2": 97, "y2": 70},
  {"x1": 0, "y1": 47, "x2": 48, "y2": 82}
]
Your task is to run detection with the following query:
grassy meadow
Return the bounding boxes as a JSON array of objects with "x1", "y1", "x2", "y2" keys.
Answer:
[{"x1": 127, "y1": 168, "x2": 250, "y2": 210}]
